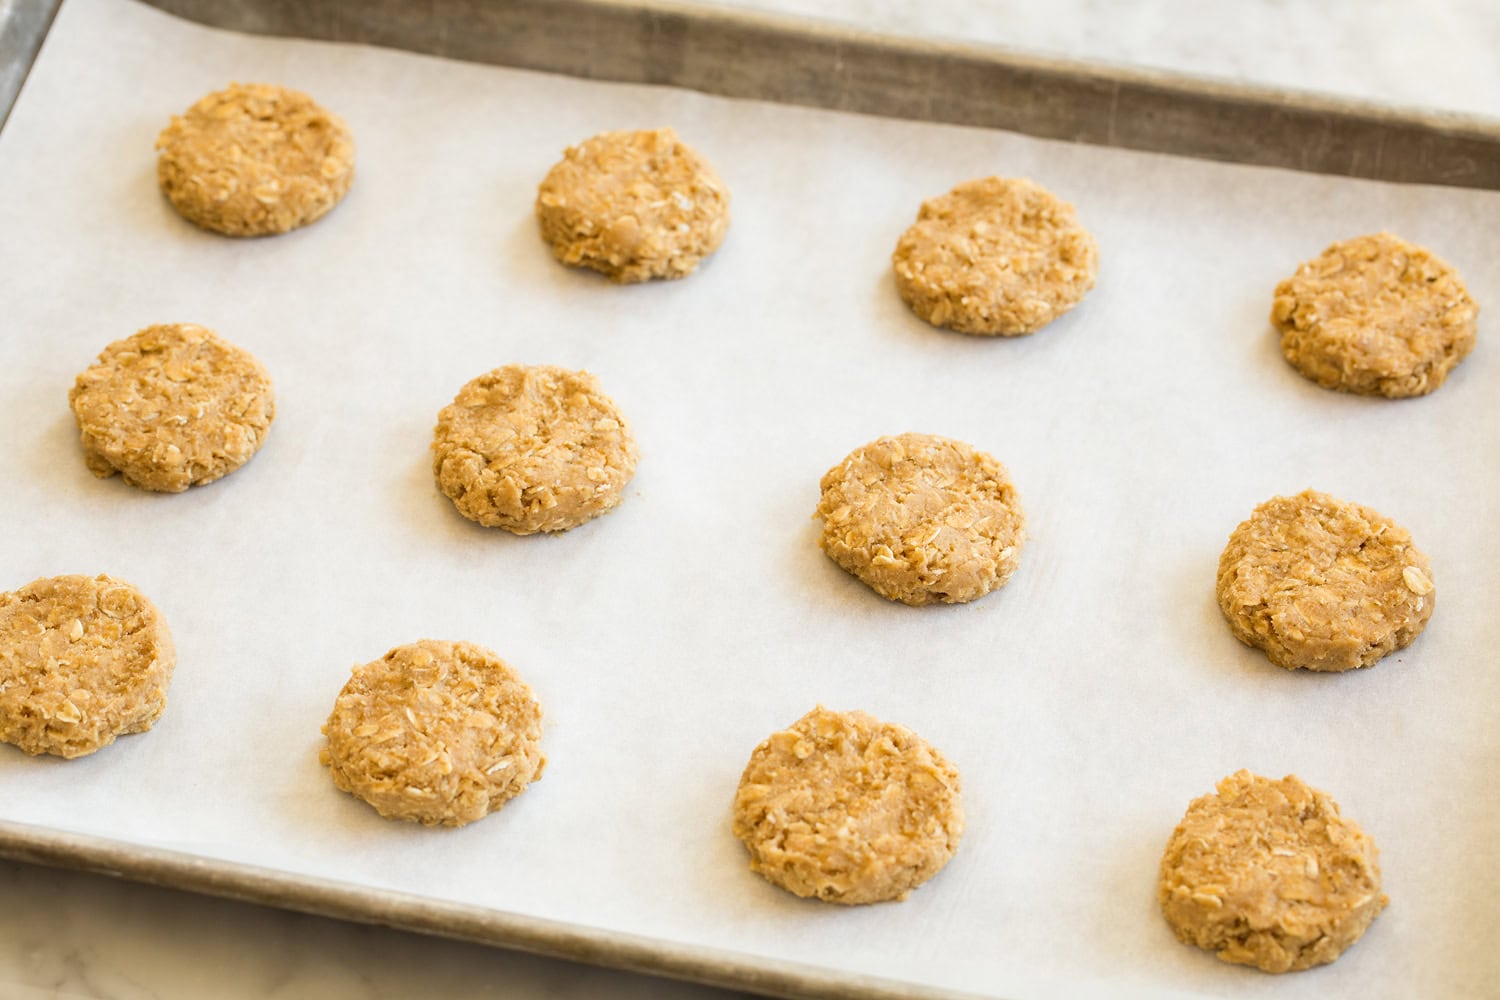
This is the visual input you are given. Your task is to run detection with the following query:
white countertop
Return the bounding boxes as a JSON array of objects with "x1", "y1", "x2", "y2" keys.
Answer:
[
  {"x1": 2, "y1": 3, "x2": 1496, "y2": 998},
  {"x1": 719, "y1": 0, "x2": 1500, "y2": 119}
]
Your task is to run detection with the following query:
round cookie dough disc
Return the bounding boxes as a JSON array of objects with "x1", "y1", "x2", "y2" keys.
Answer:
[
  {"x1": 0, "y1": 574, "x2": 176, "y2": 759},
  {"x1": 732, "y1": 707, "x2": 964, "y2": 905},
  {"x1": 68, "y1": 323, "x2": 276, "y2": 493},
  {"x1": 321, "y1": 640, "x2": 545, "y2": 828},
  {"x1": 814, "y1": 432, "x2": 1025, "y2": 606},
  {"x1": 1271, "y1": 232, "x2": 1478, "y2": 397},
  {"x1": 891, "y1": 176, "x2": 1098, "y2": 335},
  {"x1": 432, "y1": 364, "x2": 639, "y2": 534},
  {"x1": 1216, "y1": 489, "x2": 1433, "y2": 671},
  {"x1": 1159, "y1": 770, "x2": 1387, "y2": 973},
  {"x1": 535, "y1": 127, "x2": 730, "y2": 283},
  {"x1": 156, "y1": 82, "x2": 355, "y2": 237}
]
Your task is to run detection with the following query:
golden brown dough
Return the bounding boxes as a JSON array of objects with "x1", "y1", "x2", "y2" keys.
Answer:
[
  {"x1": 535, "y1": 127, "x2": 730, "y2": 282},
  {"x1": 432, "y1": 364, "x2": 638, "y2": 534},
  {"x1": 1271, "y1": 232, "x2": 1477, "y2": 397},
  {"x1": 68, "y1": 323, "x2": 275, "y2": 493},
  {"x1": 321, "y1": 640, "x2": 545, "y2": 828},
  {"x1": 814, "y1": 432, "x2": 1025, "y2": 606},
  {"x1": 733, "y1": 707, "x2": 963, "y2": 904},
  {"x1": 156, "y1": 82, "x2": 355, "y2": 237},
  {"x1": 1216, "y1": 490, "x2": 1433, "y2": 671},
  {"x1": 1159, "y1": 770, "x2": 1387, "y2": 973},
  {"x1": 0, "y1": 574, "x2": 175, "y2": 759},
  {"x1": 892, "y1": 176, "x2": 1098, "y2": 335}
]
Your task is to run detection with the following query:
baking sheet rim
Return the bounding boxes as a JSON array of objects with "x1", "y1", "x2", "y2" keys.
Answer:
[
  {"x1": 126, "y1": 0, "x2": 1500, "y2": 190},
  {"x1": 0, "y1": 820, "x2": 994, "y2": 1000}
]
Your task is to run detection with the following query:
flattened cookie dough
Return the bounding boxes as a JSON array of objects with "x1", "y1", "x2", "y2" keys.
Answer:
[
  {"x1": 535, "y1": 127, "x2": 730, "y2": 282},
  {"x1": 0, "y1": 574, "x2": 175, "y2": 759},
  {"x1": 892, "y1": 176, "x2": 1098, "y2": 335},
  {"x1": 1159, "y1": 770, "x2": 1387, "y2": 973},
  {"x1": 432, "y1": 364, "x2": 638, "y2": 534},
  {"x1": 1272, "y1": 232, "x2": 1478, "y2": 397},
  {"x1": 1216, "y1": 490, "x2": 1433, "y2": 672},
  {"x1": 156, "y1": 82, "x2": 355, "y2": 237},
  {"x1": 321, "y1": 640, "x2": 545, "y2": 828},
  {"x1": 815, "y1": 432, "x2": 1025, "y2": 606},
  {"x1": 69, "y1": 323, "x2": 275, "y2": 493},
  {"x1": 732, "y1": 707, "x2": 963, "y2": 905}
]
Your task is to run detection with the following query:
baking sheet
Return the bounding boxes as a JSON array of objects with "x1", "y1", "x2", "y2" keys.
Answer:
[
  {"x1": 1, "y1": 0, "x2": 1497, "y2": 997},
  {"x1": 128, "y1": 0, "x2": 1500, "y2": 192}
]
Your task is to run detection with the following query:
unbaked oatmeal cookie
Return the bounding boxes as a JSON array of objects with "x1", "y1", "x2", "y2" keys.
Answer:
[
  {"x1": 69, "y1": 323, "x2": 275, "y2": 493},
  {"x1": 0, "y1": 574, "x2": 175, "y2": 758},
  {"x1": 733, "y1": 707, "x2": 963, "y2": 904},
  {"x1": 432, "y1": 364, "x2": 638, "y2": 534},
  {"x1": 1159, "y1": 770, "x2": 1387, "y2": 973},
  {"x1": 815, "y1": 432, "x2": 1025, "y2": 606},
  {"x1": 892, "y1": 176, "x2": 1098, "y2": 335},
  {"x1": 321, "y1": 640, "x2": 545, "y2": 828},
  {"x1": 1271, "y1": 232, "x2": 1477, "y2": 397},
  {"x1": 1216, "y1": 490, "x2": 1433, "y2": 671},
  {"x1": 156, "y1": 82, "x2": 355, "y2": 236},
  {"x1": 535, "y1": 127, "x2": 730, "y2": 282}
]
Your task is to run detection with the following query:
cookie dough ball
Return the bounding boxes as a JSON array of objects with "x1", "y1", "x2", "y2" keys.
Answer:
[
  {"x1": 732, "y1": 707, "x2": 963, "y2": 905},
  {"x1": 432, "y1": 364, "x2": 638, "y2": 534},
  {"x1": 535, "y1": 127, "x2": 730, "y2": 282},
  {"x1": 321, "y1": 640, "x2": 545, "y2": 828},
  {"x1": 892, "y1": 176, "x2": 1098, "y2": 335},
  {"x1": 1271, "y1": 232, "x2": 1478, "y2": 397},
  {"x1": 814, "y1": 432, "x2": 1025, "y2": 606},
  {"x1": 0, "y1": 575, "x2": 175, "y2": 759},
  {"x1": 68, "y1": 323, "x2": 276, "y2": 493},
  {"x1": 1216, "y1": 490, "x2": 1433, "y2": 672},
  {"x1": 156, "y1": 82, "x2": 355, "y2": 237},
  {"x1": 1159, "y1": 770, "x2": 1388, "y2": 973}
]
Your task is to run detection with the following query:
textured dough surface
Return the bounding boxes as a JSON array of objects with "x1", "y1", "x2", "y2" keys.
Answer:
[
  {"x1": 0, "y1": 575, "x2": 175, "y2": 759},
  {"x1": 1271, "y1": 232, "x2": 1478, "y2": 397},
  {"x1": 732, "y1": 707, "x2": 963, "y2": 905},
  {"x1": 1159, "y1": 770, "x2": 1387, "y2": 974},
  {"x1": 1216, "y1": 489, "x2": 1433, "y2": 671},
  {"x1": 815, "y1": 432, "x2": 1025, "y2": 606},
  {"x1": 68, "y1": 323, "x2": 275, "y2": 493},
  {"x1": 535, "y1": 127, "x2": 730, "y2": 282},
  {"x1": 156, "y1": 82, "x2": 355, "y2": 237},
  {"x1": 892, "y1": 176, "x2": 1098, "y2": 335},
  {"x1": 321, "y1": 640, "x2": 545, "y2": 828},
  {"x1": 432, "y1": 364, "x2": 638, "y2": 534}
]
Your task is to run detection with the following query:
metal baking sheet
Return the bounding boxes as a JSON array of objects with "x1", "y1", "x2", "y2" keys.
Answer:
[
  {"x1": 137, "y1": 0, "x2": 1500, "y2": 191},
  {"x1": 0, "y1": 0, "x2": 61, "y2": 132},
  {"x1": 1, "y1": 2, "x2": 1498, "y2": 999},
  {"x1": 4, "y1": 0, "x2": 1500, "y2": 189}
]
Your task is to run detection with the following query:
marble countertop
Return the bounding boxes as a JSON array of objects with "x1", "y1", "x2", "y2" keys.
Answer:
[
  {"x1": 3, "y1": 3, "x2": 1496, "y2": 998},
  {"x1": 0, "y1": 862, "x2": 755, "y2": 1000},
  {"x1": 718, "y1": 0, "x2": 1500, "y2": 119}
]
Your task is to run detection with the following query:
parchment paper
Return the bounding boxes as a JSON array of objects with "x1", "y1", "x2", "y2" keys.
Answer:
[{"x1": 1, "y1": 1, "x2": 1497, "y2": 997}]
